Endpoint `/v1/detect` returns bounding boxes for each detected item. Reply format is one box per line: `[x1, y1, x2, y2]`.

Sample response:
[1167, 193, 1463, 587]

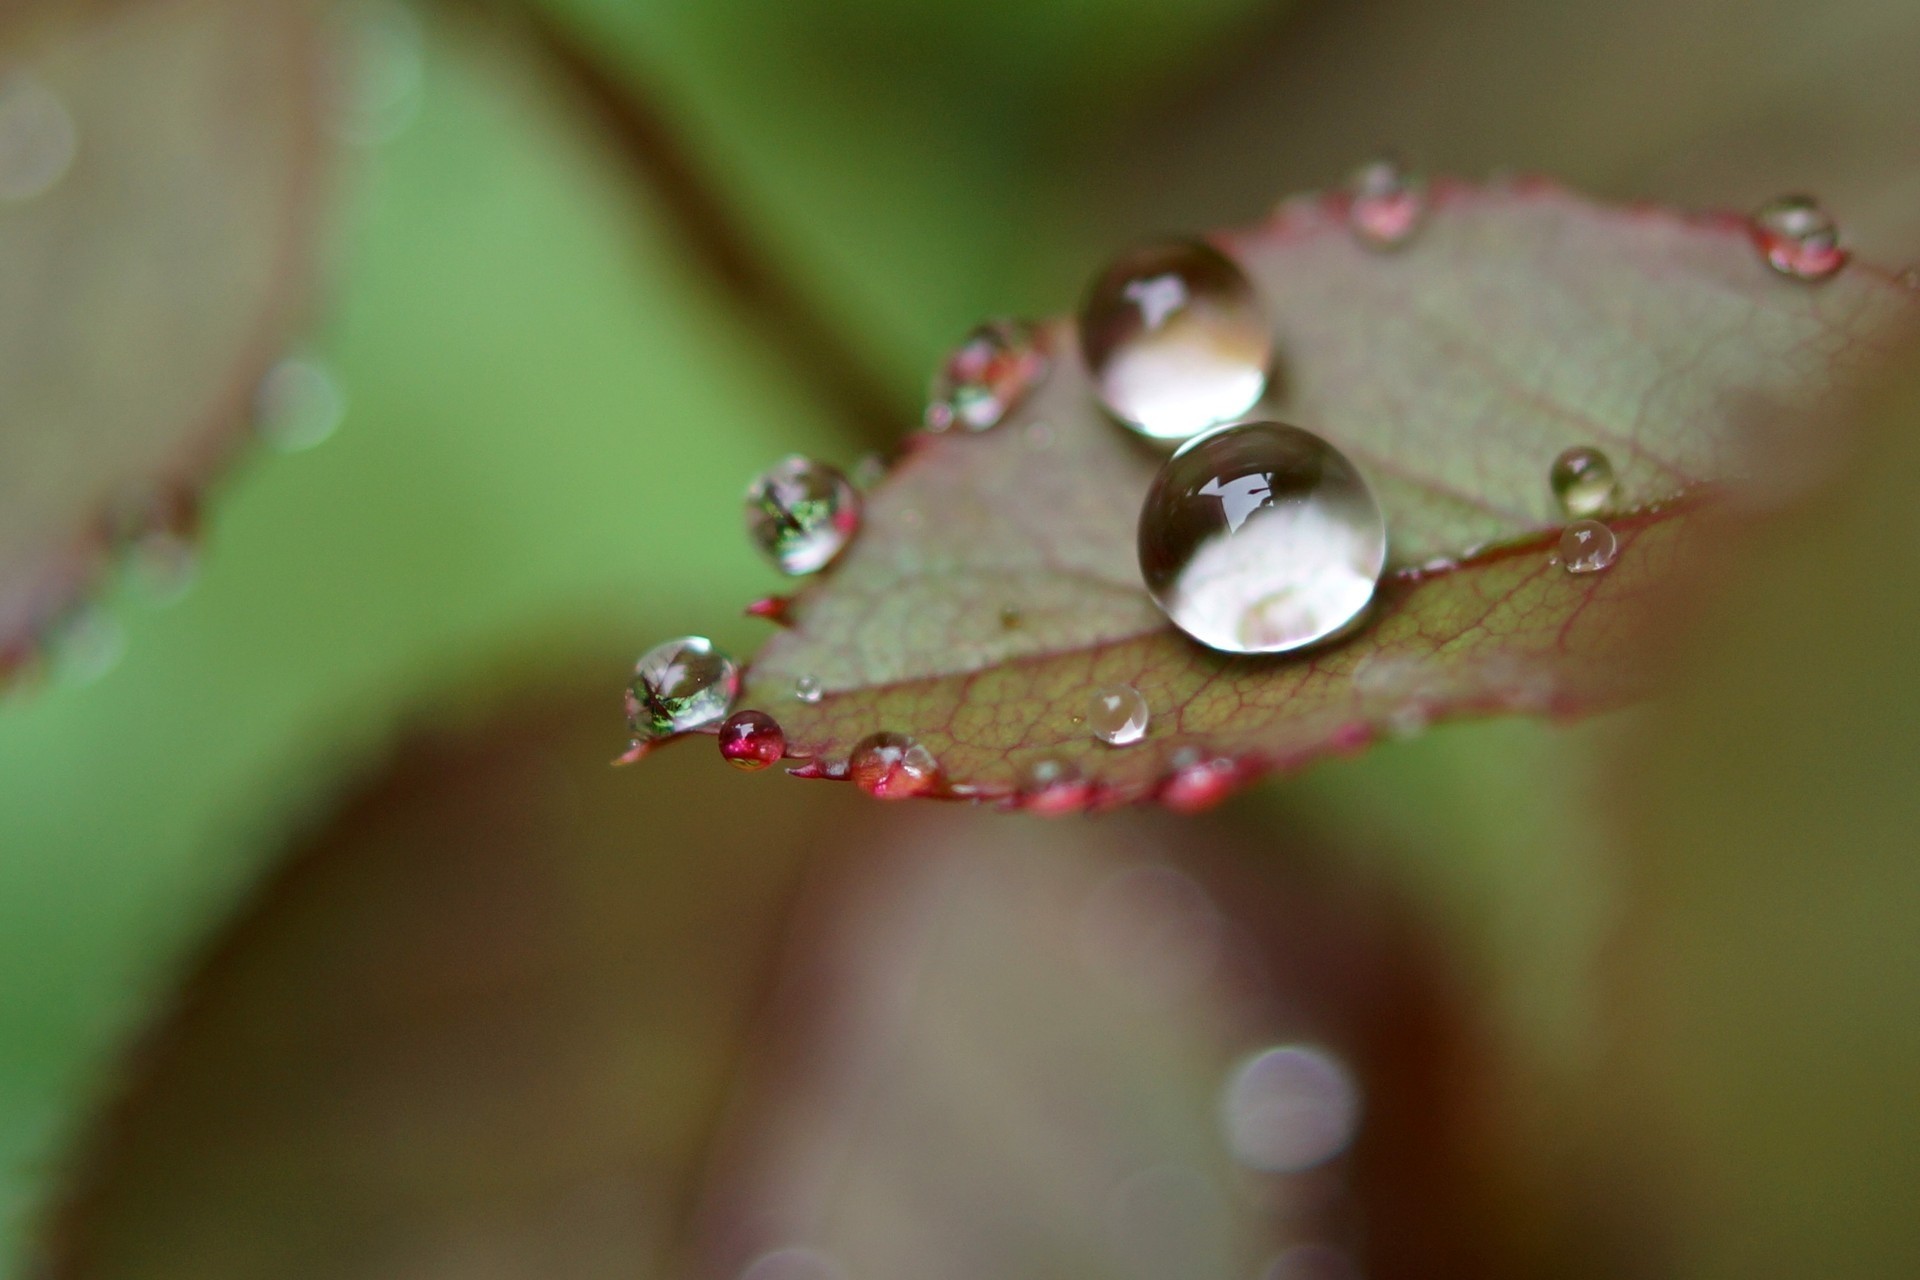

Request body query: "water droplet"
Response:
[1549, 445, 1616, 518]
[128, 527, 201, 606]
[1753, 195, 1847, 281]
[847, 732, 939, 799]
[255, 355, 345, 452]
[1559, 519, 1618, 574]
[1088, 684, 1150, 747]
[625, 636, 738, 742]
[1347, 155, 1426, 249]
[924, 319, 1048, 432]
[718, 709, 785, 771]
[1161, 755, 1237, 812]
[1078, 240, 1271, 442]
[330, 0, 425, 146]
[744, 456, 861, 576]
[0, 74, 78, 204]
[1138, 421, 1386, 655]
[793, 674, 823, 704]
[1018, 755, 1090, 814]
[998, 604, 1022, 630]
[47, 606, 126, 687]
[1220, 1044, 1362, 1173]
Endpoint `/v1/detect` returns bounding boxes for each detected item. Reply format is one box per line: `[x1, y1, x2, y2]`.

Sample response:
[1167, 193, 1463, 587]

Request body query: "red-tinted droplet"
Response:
[848, 732, 940, 800]
[745, 595, 795, 627]
[1160, 756, 1239, 813]
[1017, 755, 1093, 816]
[719, 709, 786, 771]
[1752, 195, 1847, 282]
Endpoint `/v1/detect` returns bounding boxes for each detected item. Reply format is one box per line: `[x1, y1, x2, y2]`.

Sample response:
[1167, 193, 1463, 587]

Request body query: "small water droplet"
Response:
[998, 604, 1022, 630]
[1549, 445, 1617, 518]
[924, 319, 1048, 433]
[847, 732, 939, 799]
[850, 452, 887, 489]
[111, 492, 202, 606]
[744, 456, 861, 575]
[255, 355, 345, 452]
[718, 709, 785, 771]
[1138, 421, 1386, 655]
[1161, 755, 1237, 812]
[1753, 195, 1847, 281]
[47, 606, 126, 687]
[1078, 240, 1271, 442]
[625, 636, 738, 742]
[1220, 1044, 1362, 1174]
[1559, 519, 1619, 574]
[1088, 684, 1150, 747]
[1347, 155, 1426, 249]
[0, 74, 78, 204]
[793, 674, 823, 704]
[1018, 755, 1090, 814]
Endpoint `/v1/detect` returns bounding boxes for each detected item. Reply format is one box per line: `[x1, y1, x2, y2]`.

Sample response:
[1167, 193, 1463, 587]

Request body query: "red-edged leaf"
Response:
[0, 0, 331, 674]
[737, 181, 1915, 807]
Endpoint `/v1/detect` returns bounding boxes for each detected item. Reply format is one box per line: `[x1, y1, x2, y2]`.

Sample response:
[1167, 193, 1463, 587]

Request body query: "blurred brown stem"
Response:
[443, 0, 910, 452]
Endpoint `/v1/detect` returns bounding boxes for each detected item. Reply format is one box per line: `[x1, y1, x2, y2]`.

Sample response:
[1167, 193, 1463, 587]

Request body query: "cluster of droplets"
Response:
[615, 169, 1864, 801]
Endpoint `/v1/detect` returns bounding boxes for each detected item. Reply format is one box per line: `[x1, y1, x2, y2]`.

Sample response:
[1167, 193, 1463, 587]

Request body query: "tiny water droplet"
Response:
[745, 456, 861, 575]
[47, 606, 126, 687]
[1018, 755, 1090, 815]
[718, 709, 785, 771]
[1347, 156, 1426, 249]
[998, 604, 1022, 630]
[1161, 755, 1237, 813]
[1138, 421, 1386, 655]
[1753, 195, 1847, 281]
[1549, 445, 1616, 518]
[1078, 240, 1271, 442]
[0, 74, 78, 204]
[1088, 684, 1150, 747]
[255, 355, 345, 452]
[794, 674, 823, 704]
[924, 319, 1048, 433]
[1559, 519, 1619, 574]
[625, 636, 738, 742]
[848, 732, 939, 799]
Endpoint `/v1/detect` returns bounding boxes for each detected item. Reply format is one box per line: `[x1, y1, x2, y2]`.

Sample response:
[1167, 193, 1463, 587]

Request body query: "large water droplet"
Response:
[1346, 156, 1425, 249]
[1078, 240, 1271, 442]
[1138, 421, 1386, 655]
[925, 319, 1048, 433]
[1559, 519, 1618, 574]
[0, 74, 78, 204]
[1088, 684, 1150, 747]
[1549, 445, 1616, 518]
[255, 355, 345, 452]
[718, 709, 785, 771]
[1753, 195, 1847, 282]
[848, 732, 939, 799]
[625, 636, 739, 742]
[745, 456, 861, 575]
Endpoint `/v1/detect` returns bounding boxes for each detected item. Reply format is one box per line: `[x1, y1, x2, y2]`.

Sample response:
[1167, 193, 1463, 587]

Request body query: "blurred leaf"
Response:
[41, 676, 1516, 1280]
[740, 184, 1912, 806]
[0, 0, 331, 664]
[1596, 346, 1920, 1274]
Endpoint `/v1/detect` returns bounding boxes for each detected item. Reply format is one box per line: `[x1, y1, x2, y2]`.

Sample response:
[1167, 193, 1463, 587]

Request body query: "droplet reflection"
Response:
[1088, 683, 1150, 747]
[625, 636, 739, 742]
[1549, 445, 1616, 518]
[255, 355, 346, 452]
[1753, 195, 1847, 282]
[1220, 1044, 1362, 1174]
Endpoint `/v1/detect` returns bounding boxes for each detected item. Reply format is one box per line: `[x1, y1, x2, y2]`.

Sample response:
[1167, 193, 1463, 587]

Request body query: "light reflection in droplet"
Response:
[1220, 1044, 1361, 1174]
[0, 73, 78, 204]
[256, 355, 346, 452]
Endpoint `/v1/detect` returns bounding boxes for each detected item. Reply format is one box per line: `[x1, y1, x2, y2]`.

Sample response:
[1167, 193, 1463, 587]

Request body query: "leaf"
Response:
[737, 182, 1915, 807]
[0, 0, 331, 672]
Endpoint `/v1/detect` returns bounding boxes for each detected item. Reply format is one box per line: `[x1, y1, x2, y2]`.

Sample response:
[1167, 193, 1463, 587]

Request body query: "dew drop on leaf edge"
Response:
[1077, 239, 1271, 443]
[924, 319, 1049, 433]
[625, 636, 739, 742]
[1346, 155, 1426, 250]
[1088, 684, 1151, 747]
[745, 455, 861, 576]
[718, 709, 785, 771]
[1018, 755, 1089, 814]
[1752, 194, 1846, 282]
[1549, 445, 1616, 518]
[1559, 520, 1619, 575]
[1138, 421, 1387, 655]
[848, 732, 939, 799]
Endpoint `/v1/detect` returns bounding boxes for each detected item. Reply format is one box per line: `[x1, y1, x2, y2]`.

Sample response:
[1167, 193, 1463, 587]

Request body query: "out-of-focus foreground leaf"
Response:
[40, 677, 1516, 1279]
[0, 0, 330, 663]
[741, 184, 1912, 806]
[1595, 346, 1920, 1274]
